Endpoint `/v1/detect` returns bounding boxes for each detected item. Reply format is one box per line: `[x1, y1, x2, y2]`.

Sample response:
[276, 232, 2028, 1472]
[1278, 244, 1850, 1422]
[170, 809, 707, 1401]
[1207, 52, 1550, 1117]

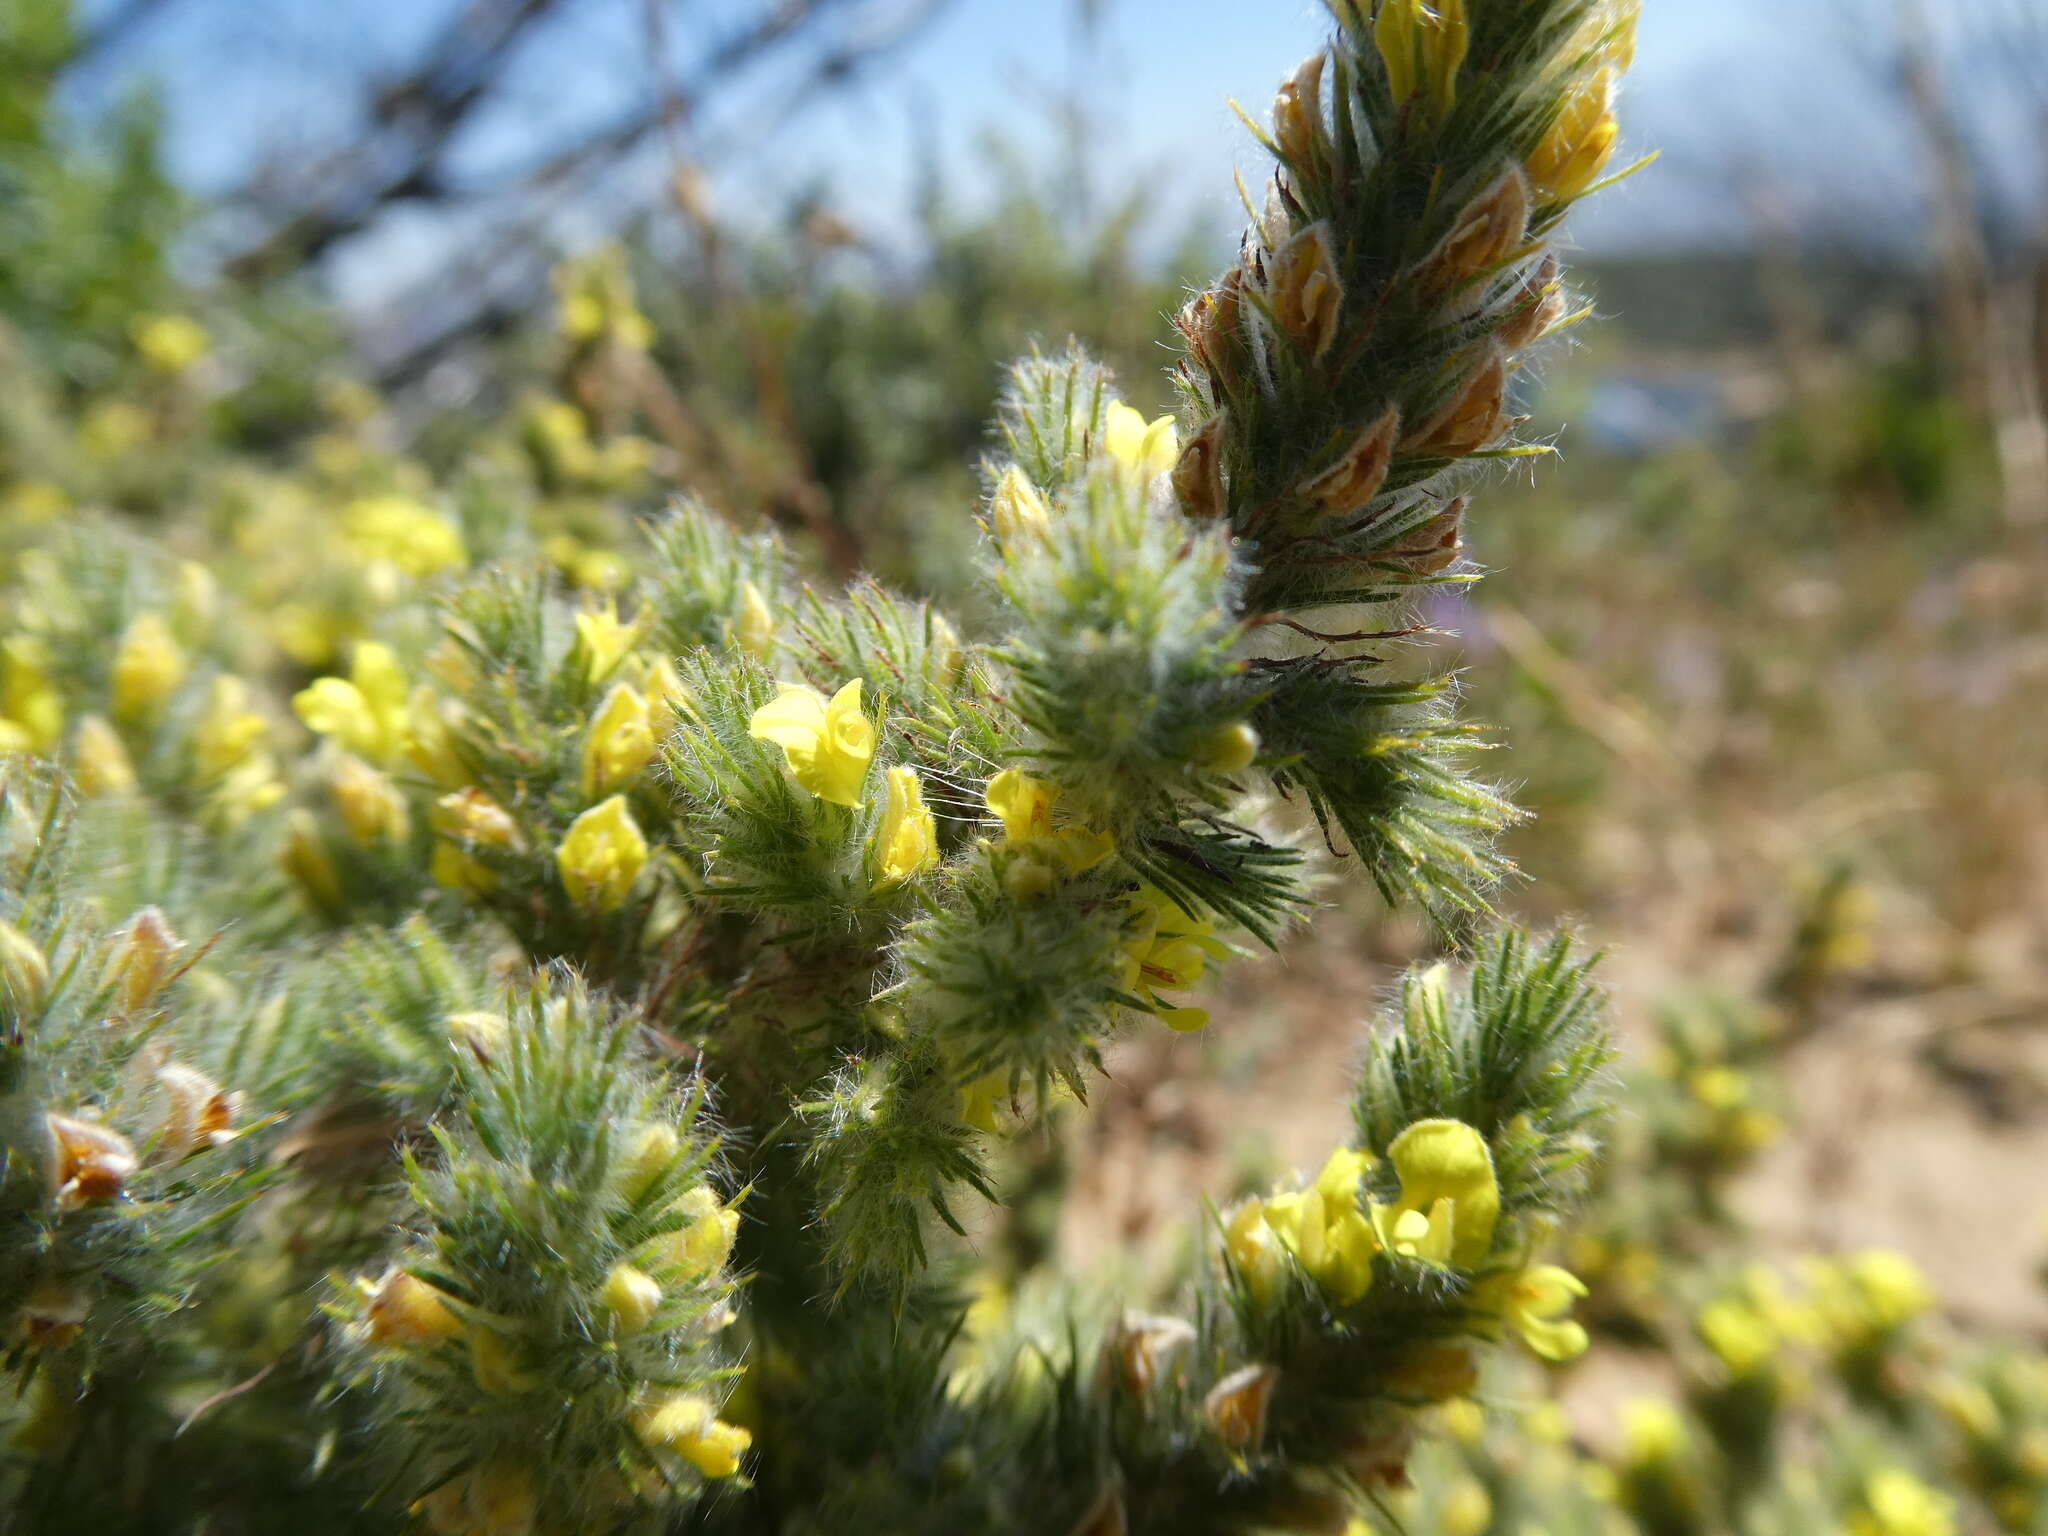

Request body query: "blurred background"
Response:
[6, 0, 2048, 1508]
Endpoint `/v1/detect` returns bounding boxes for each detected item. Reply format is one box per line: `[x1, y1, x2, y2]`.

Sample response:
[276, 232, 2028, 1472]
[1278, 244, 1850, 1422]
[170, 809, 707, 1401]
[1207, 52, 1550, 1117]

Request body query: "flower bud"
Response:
[1197, 722, 1260, 775]
[874, 766, 938, 889]
[470, 1327, 537, 1394]
[734, 581, 776, 661]
[331, 755, 410, 846]
[555, 795, 648, 911]
[600, 1264, 663, 1334]
[1528, 69, 1618, 204]
[989, 466, 1053, 549]
[446, 1010, 510, 1062]
[71, 716, 137, 797]
[620, 1120, 681, 1202]
[362, 1267, 463, 1346]
[1, 919, 51, 1017]
[111, 613, 187, 723]
[669, 1184, 740, 1276]
[281, 809, 347, 918]
[581, 682, 655, 799]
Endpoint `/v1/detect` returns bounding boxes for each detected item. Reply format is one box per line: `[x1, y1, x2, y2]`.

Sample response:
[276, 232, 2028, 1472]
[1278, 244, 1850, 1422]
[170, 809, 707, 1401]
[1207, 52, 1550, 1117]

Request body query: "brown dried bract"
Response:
[1171, 414, 1228, 521]
[1407, 348, 1508, 458]
[1266, 223, 1344, 363]
[1300, 404, 1401, 515]
[48, 1114, 138, 1209]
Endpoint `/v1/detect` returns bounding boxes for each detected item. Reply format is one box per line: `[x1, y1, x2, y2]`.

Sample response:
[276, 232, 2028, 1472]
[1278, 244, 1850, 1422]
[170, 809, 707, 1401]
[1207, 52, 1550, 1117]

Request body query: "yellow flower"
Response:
[1374, 0, 1469, 117]
[573, 602, 642, 685]
[1368, 1117, 1499, 1268]
[431, 788, 522, 894]
[1222, 1196, 1284, 1304]
[665, 1184, 741, 1276]
[1197, 721, 1260, 774]
[1697, 1296, 1774, 1377]
[193, 675, 269, 777]
[1, 637, 63, 753]
[331, 755, 410, 846]
[1528, 69, 1618, 205]
[988, 465, 1053, 548]
[1620, 1397, 1686, 1466]
[984, 768, 1113, 873]
[734, 581, 776, 660]
[633, 1393, 752, 1479]
[874, 766, 937, 888]
[403, 685, 470, 788]
[1117, 887, 1229, 1031]
[361, 1267, 463, 1347]
[581, 682, 655, 799]
[339, 494, 466, 578]
[555, 795, 648, 911]
[748, 677, 874, 807]
[1849, 1470, 1956, 1536]
[293, 641, 410, 763]
[470, 1327, 538, 1394]
[1481, 1263, 1590, 1362]
[600, 1264, 663, 1334]
[281, 808, 346, 915]
[71, 716, 137, 796]
[111, 613, 187, 723]
[1441, 1478, 1492, 1536]
[1104, 400, 1178, 484]
[1260, 1146, 1379, 1305]
[131, 313, 210, 373]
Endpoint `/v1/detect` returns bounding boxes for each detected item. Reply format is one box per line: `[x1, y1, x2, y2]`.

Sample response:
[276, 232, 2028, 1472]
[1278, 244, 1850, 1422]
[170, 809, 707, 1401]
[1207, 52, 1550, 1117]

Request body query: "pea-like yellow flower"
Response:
[1374, 0, 1469, 118]
[339, 494, 466, 578]
[71, 716, 137, 796]
[1528, 68, 1618, 205]
[1259, 1146, 1379, 1305]
[1849, 1469, 1956, 1536]
[2, 637, 64, 753]
[1104, 400, 1179, 484]
[1696, 1295, 1774, 1377]
[665, 1184, 741, 1276]
[573, 602, 642, 685]
[403, 685, 471, 789]
[131, 313, 210, 373]
[984, 768, 1113, 874]
[194, 675, 269, 777]
[361, 1267, 463, 1347]
[294, 641, 409, 764]
[988, 465, 1053, 548]
[111, 613, 187, 723]
[1369, 1117, 1499, 1268]
[331, 754, 410, 846]
[1620, 1397, 1687, 1465]
[748, 677, 873, 807]
[632, 1393, 752, 1479]
[1117, 888, 1229, 1032]
[555, 795, 647, 911]
[874, 766, 938, 888]
[1481, 1263, 1590, 1362]
[581, 681, 655, 799]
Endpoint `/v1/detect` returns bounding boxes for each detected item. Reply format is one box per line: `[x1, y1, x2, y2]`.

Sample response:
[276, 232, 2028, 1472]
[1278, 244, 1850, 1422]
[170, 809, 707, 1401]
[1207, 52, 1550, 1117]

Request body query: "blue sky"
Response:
[73, 0, 2046, 306]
